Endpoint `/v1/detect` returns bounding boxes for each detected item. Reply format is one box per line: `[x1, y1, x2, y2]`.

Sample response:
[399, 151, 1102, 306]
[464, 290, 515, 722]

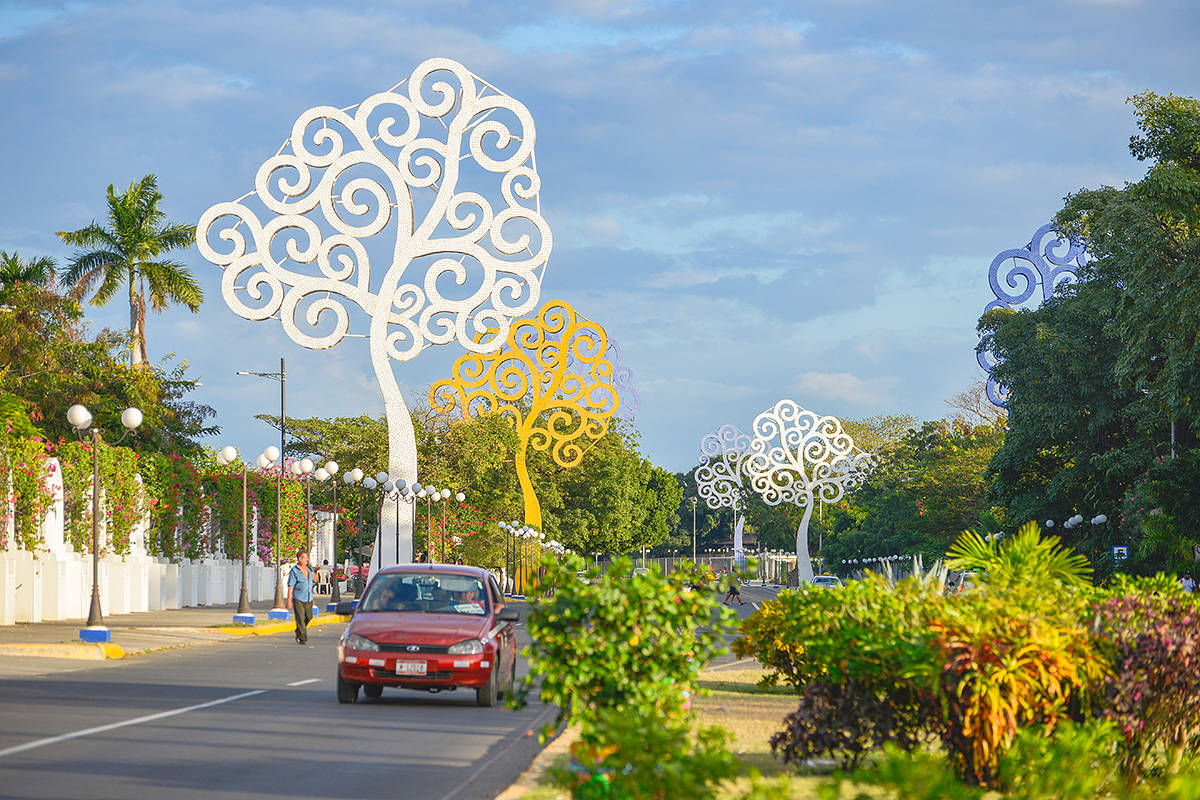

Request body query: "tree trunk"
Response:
[515, 439, 541, 529]
[128, 279, 144, 366]
[794, 500, 815, 584]
[366, 328, 417, 575]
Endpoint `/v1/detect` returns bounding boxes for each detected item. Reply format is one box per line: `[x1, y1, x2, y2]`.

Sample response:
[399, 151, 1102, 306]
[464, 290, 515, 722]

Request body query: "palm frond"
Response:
[155, 222, 197, 252]
[59, 249, 122, 296]
[57, 222, 117, 251]
[144, 261, 203, 310]
[91, 265, 128, 307]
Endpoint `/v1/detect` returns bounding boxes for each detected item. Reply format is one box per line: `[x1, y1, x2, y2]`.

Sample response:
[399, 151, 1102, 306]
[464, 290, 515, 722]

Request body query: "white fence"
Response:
[0, 458, 280, 625]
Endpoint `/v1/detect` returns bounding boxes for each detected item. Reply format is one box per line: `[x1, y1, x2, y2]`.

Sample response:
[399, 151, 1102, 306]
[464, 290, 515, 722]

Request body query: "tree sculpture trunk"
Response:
[514, 441, 541, 529]
[795, 500, 815, 585]
[367, 317, 417, 575]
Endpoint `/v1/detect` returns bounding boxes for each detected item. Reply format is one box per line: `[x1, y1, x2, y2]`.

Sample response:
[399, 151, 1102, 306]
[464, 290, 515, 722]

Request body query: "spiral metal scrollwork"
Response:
[695, 424, 752, 511]
[606, 338, 641, 423]
[978, 223, 1088, 407]
[197, 56, 550, 360]
[429, 300, 619, 528]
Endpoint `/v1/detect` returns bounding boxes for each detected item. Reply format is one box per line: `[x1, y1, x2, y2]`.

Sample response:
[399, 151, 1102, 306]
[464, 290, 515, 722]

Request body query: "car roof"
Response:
[374, 564, 494, 580]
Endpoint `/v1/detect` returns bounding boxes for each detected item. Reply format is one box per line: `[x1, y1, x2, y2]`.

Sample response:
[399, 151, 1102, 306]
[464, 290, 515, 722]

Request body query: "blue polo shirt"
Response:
[288, 565, 316, 603]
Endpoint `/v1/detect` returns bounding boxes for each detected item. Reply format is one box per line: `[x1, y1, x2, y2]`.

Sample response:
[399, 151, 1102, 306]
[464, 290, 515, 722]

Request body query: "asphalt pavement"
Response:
[0, 608, 551, 800]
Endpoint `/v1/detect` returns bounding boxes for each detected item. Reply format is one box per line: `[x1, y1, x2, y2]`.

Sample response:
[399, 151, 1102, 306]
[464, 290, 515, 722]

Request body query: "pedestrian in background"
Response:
[287, 549, 317, 644]
[1180, 571, 1196, 594]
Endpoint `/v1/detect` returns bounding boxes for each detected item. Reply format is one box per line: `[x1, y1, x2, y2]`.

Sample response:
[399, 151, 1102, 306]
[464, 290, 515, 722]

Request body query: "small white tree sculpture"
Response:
[743, 399, 871, 584]
[696, 423, 751, 512]
[197, 57, 551, 567]
[696, 424, 752, 559]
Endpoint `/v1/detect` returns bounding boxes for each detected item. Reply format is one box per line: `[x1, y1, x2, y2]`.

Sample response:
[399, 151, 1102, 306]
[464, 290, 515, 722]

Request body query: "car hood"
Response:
[349, 613, 490, 645]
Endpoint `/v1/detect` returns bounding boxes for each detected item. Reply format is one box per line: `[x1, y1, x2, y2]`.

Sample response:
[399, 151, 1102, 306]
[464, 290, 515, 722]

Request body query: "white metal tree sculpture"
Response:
[696, 424, 752, 560]
[196, 57, 551, 568]
[695, 423, 752, 512]
[743, 400, 870, 584]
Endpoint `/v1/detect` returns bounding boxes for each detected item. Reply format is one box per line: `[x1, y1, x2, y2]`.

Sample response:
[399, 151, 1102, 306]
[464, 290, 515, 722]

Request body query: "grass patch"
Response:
[693, 663, 827, 799]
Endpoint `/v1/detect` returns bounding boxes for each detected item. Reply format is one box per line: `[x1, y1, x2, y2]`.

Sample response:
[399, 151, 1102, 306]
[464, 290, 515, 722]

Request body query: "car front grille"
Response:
[376, 643, 450, 654]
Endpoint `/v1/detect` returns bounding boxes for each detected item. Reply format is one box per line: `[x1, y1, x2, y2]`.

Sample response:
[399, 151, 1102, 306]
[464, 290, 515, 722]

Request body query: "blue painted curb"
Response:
[233, 613, 256, 625]
[267, 609, 291, 621]
[79, 627, 111, 643]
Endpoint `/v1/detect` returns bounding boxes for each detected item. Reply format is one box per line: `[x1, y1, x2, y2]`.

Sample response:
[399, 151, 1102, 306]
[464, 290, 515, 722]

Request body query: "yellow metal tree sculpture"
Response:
[430, 300, 620, 529]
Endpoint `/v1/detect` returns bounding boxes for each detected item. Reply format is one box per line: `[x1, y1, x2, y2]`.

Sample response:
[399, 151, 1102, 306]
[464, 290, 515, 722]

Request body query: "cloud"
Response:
[101, 64, 254, 109]
[792, 371, 902, 410]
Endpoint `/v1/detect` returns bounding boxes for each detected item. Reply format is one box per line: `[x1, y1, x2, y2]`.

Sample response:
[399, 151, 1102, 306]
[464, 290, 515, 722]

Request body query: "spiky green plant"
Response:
[947, 520, 1091, 589]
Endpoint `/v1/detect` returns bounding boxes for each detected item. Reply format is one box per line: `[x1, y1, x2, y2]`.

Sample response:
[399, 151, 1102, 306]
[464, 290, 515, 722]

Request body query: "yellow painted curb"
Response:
[216, 614, 350, 637]
[0, 642, 126, 661]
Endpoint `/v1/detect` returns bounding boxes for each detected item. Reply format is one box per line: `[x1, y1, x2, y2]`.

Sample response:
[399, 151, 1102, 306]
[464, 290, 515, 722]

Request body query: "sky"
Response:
[2, 0, 1198, 472]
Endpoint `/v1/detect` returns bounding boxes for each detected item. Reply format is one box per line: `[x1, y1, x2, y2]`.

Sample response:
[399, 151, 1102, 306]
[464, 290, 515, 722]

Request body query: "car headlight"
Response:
[344, 633, 380, 652]
[447, 638, 483, 655]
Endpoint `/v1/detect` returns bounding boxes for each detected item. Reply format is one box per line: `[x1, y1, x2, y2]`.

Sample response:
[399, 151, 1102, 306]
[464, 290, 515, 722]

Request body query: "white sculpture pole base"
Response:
[370, 500, 413, 573]
[795, 504, 815, 585]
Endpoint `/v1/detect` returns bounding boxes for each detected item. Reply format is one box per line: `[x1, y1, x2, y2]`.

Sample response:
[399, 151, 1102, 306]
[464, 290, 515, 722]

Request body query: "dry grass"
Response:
[521, 664, 830, 799]
[694, 664, 828, 798]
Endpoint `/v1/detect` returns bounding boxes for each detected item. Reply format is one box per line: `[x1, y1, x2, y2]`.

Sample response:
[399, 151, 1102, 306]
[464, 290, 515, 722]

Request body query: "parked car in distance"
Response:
[335, 564, 518, 707]
[810, 575, 843, 588]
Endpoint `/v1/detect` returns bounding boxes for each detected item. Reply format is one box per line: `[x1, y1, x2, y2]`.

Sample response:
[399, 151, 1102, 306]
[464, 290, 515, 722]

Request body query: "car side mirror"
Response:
[335, 600, 357, 616]
[496, 607, 519, 623]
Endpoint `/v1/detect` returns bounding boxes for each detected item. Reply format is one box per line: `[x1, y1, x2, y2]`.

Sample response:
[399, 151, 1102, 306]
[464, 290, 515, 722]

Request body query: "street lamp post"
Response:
[237, 358, 287, 615]
[343, 468, 365, 596]
[217, 445, 256, 624]
[323, 461, 341, 606]
[67, 403, 142, 643]
[689, 497, 697, 563]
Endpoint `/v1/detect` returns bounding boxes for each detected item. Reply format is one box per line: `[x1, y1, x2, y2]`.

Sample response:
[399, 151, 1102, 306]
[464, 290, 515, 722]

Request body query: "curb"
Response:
[0, 642, 126, 660]
[495, 724, 578, 800]
[216, 615, 350, 636]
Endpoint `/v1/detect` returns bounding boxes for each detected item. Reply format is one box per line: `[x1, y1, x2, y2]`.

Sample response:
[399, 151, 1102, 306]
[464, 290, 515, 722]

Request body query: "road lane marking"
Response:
[752, 602, 760, 609]
[439, 702, 558, 800]
[0, 690, 266, 760]
[286, 678, 320, 687]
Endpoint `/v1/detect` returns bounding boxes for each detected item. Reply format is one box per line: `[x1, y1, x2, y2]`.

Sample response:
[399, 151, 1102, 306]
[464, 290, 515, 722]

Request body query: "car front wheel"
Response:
[475, 663, 499, 707]
[337, 671, 360, 704]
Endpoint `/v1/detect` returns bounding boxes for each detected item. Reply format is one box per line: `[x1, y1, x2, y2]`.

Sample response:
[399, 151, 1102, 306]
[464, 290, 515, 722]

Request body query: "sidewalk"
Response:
[0, 597, 350, 661]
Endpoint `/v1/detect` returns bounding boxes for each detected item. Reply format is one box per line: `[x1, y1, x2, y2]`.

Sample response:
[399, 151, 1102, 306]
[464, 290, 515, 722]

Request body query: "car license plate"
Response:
[394, 660, 427, 676]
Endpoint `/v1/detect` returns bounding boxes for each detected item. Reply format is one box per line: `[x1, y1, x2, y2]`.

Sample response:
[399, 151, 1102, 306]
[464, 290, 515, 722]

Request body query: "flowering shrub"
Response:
[0, 421, 53, 550]
[1092, 582, 1200, 778]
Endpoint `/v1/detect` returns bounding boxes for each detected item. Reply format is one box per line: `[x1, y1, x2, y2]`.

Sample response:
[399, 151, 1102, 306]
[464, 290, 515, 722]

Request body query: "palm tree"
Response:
[0, 250, 56, 303]
[58, 174, 201, 365]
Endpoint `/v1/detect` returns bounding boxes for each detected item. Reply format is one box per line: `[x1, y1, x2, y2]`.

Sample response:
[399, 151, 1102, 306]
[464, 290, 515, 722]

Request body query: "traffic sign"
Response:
[1193, 543, 1200, 562]
[1112, 545, 1129, 562]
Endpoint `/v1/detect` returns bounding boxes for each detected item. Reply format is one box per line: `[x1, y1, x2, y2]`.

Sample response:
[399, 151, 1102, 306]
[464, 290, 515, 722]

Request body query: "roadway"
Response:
[0, 615, 550, 800]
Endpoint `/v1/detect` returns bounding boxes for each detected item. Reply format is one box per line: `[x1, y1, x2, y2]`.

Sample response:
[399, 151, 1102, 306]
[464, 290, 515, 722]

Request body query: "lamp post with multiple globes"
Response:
[216, 445, 256, 624]
[66, 403, 143, 643]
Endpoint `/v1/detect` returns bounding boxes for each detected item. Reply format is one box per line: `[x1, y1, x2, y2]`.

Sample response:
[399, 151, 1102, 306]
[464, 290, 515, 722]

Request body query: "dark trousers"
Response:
[293, 600, 313, 643]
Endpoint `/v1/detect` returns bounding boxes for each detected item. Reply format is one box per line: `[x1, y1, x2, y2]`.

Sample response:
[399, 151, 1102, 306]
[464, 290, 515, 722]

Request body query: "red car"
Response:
[335, 564, 519, 706]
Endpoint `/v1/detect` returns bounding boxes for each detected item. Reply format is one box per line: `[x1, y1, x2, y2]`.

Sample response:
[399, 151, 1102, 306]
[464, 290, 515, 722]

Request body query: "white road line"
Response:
[286, 678, 320, 687]
[752, 602, 760, 610]
[0, 690, 266, 760]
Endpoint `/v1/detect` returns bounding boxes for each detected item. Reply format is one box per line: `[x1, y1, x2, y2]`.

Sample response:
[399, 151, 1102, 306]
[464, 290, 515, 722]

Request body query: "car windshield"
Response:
[359, 572, 489, 616]
[812, 577, 839, 586]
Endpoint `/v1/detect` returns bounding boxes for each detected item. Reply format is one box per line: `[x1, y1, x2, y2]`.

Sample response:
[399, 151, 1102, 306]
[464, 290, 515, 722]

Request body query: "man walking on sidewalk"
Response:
[286, 549, 317, 644]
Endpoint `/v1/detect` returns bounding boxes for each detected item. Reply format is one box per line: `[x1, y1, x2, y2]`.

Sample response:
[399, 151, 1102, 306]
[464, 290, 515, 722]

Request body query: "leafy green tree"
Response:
[979, 91, 1200, 576]
[0, 279, 213, 454]
[1056, 92, 1200, 439]
[0, 250, 56, 303]
[58, 174, 201, 366]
